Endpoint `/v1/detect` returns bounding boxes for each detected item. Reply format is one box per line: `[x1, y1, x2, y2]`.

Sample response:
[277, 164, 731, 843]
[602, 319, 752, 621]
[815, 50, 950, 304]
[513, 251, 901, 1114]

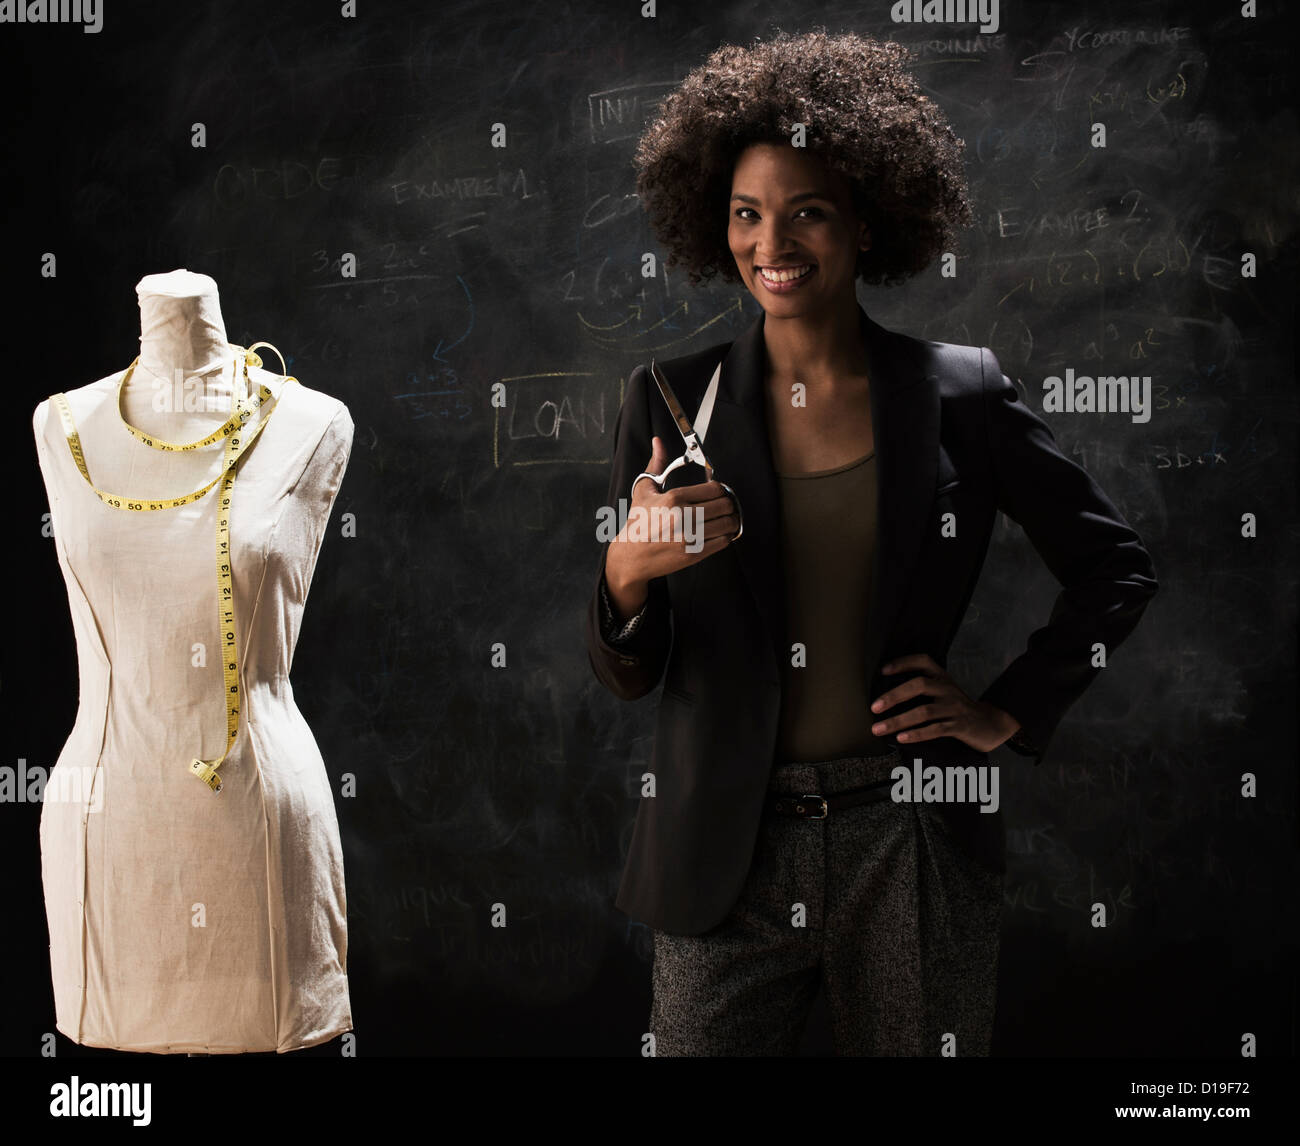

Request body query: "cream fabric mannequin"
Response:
[32, 269, 354, 1053]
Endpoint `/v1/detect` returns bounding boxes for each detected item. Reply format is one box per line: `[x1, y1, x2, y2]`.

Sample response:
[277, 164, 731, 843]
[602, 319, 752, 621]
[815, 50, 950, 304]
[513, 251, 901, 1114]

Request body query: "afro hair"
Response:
[633, 29, 973, 286]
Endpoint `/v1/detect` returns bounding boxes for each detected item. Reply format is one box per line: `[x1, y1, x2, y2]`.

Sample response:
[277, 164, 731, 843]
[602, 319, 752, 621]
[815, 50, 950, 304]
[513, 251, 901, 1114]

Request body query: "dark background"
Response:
[2, 0, 1296, 1058]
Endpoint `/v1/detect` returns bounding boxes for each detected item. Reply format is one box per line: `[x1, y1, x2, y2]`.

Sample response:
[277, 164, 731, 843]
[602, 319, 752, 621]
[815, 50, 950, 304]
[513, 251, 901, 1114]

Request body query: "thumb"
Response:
[644, 435, 670, 475]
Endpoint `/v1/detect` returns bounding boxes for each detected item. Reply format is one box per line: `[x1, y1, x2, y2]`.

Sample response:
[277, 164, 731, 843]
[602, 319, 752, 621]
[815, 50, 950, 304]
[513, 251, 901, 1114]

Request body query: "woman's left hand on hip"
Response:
[870, 653, 1021, 753]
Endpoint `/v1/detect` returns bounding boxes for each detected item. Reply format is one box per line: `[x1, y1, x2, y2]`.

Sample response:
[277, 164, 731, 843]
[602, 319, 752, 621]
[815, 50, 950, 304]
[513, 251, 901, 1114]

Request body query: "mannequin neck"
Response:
[134, 270, 232, 387]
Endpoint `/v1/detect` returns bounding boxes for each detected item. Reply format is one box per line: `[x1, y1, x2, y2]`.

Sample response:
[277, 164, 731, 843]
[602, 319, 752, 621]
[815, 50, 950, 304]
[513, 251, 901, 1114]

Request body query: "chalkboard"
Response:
[4, 0, 1296, 1060]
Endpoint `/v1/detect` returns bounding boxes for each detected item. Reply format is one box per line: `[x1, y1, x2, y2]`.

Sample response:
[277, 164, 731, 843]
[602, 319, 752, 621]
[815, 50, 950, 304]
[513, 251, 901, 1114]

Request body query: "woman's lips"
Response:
[757, 263, 815, 293]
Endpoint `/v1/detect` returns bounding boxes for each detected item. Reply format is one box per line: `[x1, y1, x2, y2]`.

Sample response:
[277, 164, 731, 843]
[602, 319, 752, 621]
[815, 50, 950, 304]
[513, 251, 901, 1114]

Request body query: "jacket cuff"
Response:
[599, 574, 648, 645]
[979, 678, 1053, 766]
[1005, 727, 1039, 756]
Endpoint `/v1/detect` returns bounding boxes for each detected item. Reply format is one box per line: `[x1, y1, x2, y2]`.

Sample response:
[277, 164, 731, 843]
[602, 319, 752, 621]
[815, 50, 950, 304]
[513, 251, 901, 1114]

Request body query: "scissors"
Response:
[630, 359, 744, 541]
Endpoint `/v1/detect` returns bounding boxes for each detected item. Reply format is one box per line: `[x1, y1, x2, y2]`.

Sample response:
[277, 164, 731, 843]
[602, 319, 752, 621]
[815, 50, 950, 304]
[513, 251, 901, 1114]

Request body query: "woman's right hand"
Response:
[604, 435, 740, 619]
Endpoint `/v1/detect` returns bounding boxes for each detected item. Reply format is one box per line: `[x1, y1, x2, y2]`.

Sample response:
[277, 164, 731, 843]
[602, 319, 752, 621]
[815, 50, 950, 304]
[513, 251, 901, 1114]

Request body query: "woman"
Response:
[584, 30, 1157, 1056]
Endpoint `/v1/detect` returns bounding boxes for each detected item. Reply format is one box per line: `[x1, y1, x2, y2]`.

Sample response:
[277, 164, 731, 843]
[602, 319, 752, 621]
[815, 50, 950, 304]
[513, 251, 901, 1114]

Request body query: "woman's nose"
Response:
[756, 222, 796, 261]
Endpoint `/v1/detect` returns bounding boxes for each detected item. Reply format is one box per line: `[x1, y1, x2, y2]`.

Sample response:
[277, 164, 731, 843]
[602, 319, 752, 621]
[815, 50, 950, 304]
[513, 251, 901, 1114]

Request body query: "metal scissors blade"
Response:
[650, 359, 712, 479]
[631, 358, 744, 542]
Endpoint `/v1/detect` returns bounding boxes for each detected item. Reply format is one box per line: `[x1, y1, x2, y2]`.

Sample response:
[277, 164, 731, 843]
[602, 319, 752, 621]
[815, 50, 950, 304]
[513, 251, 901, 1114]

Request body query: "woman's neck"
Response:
[134, 269, 231, 386]
[760, 294, 869, 384]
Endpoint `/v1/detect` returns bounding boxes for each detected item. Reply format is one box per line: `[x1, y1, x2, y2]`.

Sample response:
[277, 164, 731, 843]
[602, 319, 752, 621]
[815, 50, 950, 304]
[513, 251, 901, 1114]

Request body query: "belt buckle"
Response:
[798, 794, 828, 819]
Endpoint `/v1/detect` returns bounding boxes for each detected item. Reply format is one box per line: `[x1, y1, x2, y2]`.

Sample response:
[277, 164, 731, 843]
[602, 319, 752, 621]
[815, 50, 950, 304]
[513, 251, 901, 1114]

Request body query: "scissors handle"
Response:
[717, 481, 744, 541]
[630, 470, 663, 496]
[631, 454, 689, 494]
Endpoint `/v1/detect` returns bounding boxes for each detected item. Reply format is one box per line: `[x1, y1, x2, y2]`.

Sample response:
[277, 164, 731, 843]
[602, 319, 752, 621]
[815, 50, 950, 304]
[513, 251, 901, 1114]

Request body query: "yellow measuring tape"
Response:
[51, 342, 299, 793]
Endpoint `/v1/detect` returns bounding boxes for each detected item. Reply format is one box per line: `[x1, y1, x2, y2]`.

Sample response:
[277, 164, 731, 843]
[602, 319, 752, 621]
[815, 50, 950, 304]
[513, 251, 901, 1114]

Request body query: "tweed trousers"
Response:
[649, 749, 1003, 1056]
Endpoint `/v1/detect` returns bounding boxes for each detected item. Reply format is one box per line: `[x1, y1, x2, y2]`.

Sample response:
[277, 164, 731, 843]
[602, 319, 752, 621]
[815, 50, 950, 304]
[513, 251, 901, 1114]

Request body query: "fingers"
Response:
[871, 700, 939, 736]
[612, 492, 738, 581]
[681, 531, 734, 564]
[868, 658, 991, 745]
[658, 482, 737, 536]
[670, 478, 729, 504]
[661, 502, 738, 547]
[632, 468, 737, 530]
[872, 655, 950, 713]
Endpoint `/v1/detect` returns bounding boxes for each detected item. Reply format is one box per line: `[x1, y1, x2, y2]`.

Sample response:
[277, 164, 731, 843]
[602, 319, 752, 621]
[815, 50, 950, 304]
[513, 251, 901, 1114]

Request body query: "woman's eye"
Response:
[733, 206, 825, 220]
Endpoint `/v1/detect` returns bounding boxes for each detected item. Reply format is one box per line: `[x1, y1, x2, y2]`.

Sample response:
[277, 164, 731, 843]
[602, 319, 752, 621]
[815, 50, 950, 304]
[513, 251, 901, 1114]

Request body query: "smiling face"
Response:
[727, 141, 870, 318]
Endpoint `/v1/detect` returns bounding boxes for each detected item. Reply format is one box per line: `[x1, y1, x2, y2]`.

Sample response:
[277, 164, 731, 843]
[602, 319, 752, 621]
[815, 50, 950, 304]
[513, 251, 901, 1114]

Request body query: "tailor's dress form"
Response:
[32, 359, 354, 1053]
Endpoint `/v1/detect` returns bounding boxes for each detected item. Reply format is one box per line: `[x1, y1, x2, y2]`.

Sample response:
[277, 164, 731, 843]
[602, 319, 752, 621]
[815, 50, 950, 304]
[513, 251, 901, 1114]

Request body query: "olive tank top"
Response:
[774, 450, 895, 762]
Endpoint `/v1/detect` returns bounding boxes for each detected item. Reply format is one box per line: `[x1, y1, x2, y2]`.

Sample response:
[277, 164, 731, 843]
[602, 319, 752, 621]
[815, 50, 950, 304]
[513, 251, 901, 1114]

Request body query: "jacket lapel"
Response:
[697, 304, 941, 677]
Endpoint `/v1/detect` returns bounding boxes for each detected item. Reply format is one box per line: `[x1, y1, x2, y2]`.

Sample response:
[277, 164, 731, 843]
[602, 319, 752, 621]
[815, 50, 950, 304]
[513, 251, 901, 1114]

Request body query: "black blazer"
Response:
[585, 304, 1158, 936]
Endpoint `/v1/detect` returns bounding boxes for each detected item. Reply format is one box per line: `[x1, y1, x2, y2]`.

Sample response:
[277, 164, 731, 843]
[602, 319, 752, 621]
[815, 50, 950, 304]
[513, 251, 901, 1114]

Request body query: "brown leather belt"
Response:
[768, 778, 895, 820]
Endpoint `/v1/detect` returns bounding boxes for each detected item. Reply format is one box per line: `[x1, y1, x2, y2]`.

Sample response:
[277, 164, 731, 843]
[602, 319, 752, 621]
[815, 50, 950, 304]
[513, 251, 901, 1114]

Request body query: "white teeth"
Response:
[759, 265, 812, 283]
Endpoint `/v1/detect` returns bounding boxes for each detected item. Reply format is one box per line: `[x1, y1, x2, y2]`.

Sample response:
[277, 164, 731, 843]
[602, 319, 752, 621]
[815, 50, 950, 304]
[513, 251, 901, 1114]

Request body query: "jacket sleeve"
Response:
[975, 348, 1159, 765]
[583, 362, 673, 700]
